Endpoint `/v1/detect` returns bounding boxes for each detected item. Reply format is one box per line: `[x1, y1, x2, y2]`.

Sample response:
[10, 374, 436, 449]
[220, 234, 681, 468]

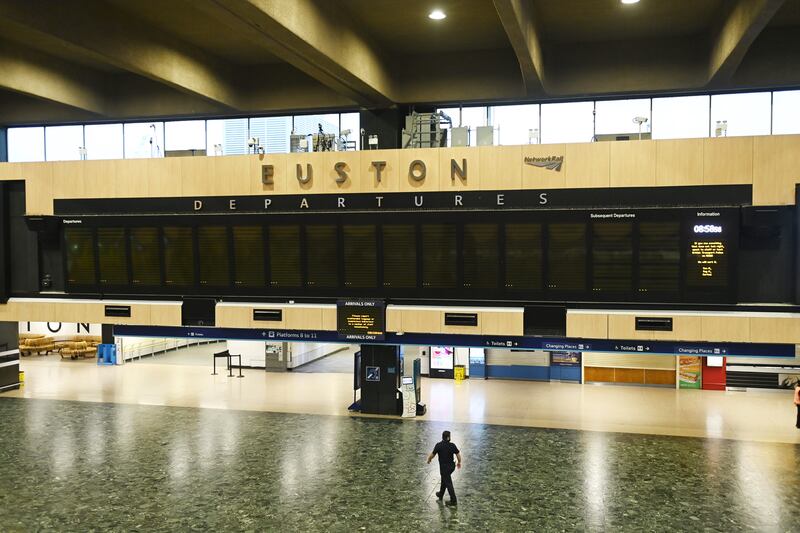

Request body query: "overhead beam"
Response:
[201, 0, 395, 106]
[493, 0, 546, 94]
[0, 39, 107, 117]
[0, 0, 242, 110]
[707, 0, 786, 85]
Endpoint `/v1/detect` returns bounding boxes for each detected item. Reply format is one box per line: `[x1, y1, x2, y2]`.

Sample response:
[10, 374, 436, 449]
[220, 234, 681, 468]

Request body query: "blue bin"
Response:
[97, 344, 116, 365]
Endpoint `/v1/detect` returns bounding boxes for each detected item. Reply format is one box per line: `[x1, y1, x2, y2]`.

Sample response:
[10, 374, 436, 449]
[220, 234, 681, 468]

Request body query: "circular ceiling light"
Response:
[428, 9, 446, 20]
[621, 0, 640, 4]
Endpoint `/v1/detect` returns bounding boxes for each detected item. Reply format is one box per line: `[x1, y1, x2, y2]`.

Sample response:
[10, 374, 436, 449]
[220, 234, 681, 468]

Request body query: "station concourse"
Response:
[1, 1, 800, 531]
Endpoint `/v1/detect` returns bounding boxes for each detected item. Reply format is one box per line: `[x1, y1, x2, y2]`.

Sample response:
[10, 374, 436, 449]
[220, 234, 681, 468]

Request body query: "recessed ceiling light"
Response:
[620, 0, 640, 4]
[428, 9, 446, 20]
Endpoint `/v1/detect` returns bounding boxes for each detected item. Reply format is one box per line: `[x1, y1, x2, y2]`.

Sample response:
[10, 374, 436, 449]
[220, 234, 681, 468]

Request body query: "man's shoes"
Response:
[445, 500, 458, 506]
[435, 491, 443, 501]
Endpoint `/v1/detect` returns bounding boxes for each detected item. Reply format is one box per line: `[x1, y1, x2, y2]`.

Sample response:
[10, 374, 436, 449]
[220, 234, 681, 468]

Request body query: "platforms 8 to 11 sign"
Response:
[336, 299, 386, 341]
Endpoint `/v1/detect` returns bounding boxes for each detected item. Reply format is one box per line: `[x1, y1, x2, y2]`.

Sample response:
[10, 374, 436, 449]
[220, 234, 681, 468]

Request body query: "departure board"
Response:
[505, 223, 542, 290]
[548, 223, 586, 291]
[343, 225, 377, 288]
[422, 224, 457, 289]
[232, 226, 265, 287]
[269, 225, 301, 288]
[638, 222, 680, 292]
[64, 227, 96, 286]
[592, 221, 633, 292]
[687, 219, 728, 287]
[198, 226, 230, 287]
[163, 227, 194, 286]
[130, 227, 161, 286]
[463, 224, 498, 289]
[97, 227, 128, 286]
[382, 225, 416, 289]
[305, 225, 338, 288]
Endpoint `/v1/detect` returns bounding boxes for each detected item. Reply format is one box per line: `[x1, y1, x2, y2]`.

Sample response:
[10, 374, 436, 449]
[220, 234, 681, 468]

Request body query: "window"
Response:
[45, 125, 83, 161]
[124, 122, 164, 158]
[772, 90, 800, 135]
[652, 95, 710, 139]
[249, 116, 292, 154]
[339, 112, 360, 150]
[7, 127, 45, 162]
[540, 101, 594, 144]
[595, 98, 651, 136]
[491, 104, 539, 145]
[293, 114, 339, 151]
[437, 106, 487, 146]
[85, 124, 123, 160]
[164, 120, 206, 152]
[710, 92, 771, 137]
[206, 118, 248, 156]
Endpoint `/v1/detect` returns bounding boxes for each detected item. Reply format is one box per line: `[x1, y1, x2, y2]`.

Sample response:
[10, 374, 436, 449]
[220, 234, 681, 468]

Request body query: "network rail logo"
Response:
[524, 155, 564, 172]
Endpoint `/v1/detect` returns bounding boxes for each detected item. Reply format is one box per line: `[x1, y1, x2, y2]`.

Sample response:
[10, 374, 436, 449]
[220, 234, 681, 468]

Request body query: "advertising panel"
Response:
[679, 356, 702, 389]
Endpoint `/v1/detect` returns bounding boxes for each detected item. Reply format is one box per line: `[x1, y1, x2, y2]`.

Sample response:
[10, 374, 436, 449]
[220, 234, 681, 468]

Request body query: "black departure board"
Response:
[305, 225, 338, 288]
[548, 223, 586, 291]
[687, 219, 728, 288]
[269, 225, 301, 288]
[505, 223, 542, 290]
[65, 227, 96, 286]
[382, 225, 416, 289]
[343, 225, 377, 288]
[130, 227, 161, 286]
[592, 221, 633, 292]
[463, 223, 498, 289]
[422, 224, 457, 289]
[639, 222, 680, 292]
[163, 227, 194, 286]
[198, 226, 230, 287]
[337, 299, 385, 340]
[232, 226, 264, 287]
[97, 227, 128, 286]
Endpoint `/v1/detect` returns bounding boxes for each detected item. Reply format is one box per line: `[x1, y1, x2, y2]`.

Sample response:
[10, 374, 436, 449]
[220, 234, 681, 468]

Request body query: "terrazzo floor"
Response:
[0, 397, 798, 532]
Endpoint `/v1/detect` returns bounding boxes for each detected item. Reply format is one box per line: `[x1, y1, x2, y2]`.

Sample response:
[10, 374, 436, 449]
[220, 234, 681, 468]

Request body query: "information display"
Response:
[64, 227, 96, 286]
[431, 346, 455, 370]
[686, 213, 730, 288]
[337, 299, 385, 340]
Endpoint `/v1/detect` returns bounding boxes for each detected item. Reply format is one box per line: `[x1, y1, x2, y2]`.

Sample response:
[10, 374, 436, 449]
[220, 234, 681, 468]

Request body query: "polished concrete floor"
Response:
[0, 397, 798, 531]
[292, 345, 357, 373]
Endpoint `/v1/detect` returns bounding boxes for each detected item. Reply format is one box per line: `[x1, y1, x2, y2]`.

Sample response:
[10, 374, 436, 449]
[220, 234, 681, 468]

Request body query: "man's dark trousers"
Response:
[439, 463, 456, 501]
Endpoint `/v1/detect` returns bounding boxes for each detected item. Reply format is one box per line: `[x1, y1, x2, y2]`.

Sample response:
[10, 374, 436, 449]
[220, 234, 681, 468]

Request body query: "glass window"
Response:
[540, 101, 594, 144]
[164, 120, 205, 152]
[595, 98, 651, 136]
[339, 112, 360, 150]
[710, 92, 771, 137]
[772, 90, 800, 135]
[7, 127, 45, 162]
[124, 122, 164, 158]
[206, 118, 248, 156]
[45, 125, 83, 161]
[249, 116, 292, 154]
[293, 113, 339, 151]
[652, 95, 710, 139]
[85, 124, 123, 160]
[491, 104, 539, 145]
[437, 106, 487, 146]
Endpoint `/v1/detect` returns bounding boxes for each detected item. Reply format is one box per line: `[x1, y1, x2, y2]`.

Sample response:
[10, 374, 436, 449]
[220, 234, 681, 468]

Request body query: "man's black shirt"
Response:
[432, 440, 459, 465]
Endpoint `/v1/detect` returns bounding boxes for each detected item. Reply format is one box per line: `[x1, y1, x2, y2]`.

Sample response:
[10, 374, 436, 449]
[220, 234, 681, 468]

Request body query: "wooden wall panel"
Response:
[214, 155, 251, 196]
[480, 145, 522, 190]
[321, 306, 337, 331]
[482, 310, 524, 336]
[701, 316, 750, 342]
[112, 159, 147, 198]
[438, 147, 480, 191]
[655, 138, 703, 186]
[251, 153, 287, 195]
[615, 368, 645, 383]
[644, 369, 675, 385]
[146, 158, 181, 197]
[286, 152, 325, 194]
[608, 314, 643, 340]
[180, 156, 215, 196]
[398, 148, 440, 192]
[752, 134, 800, 206]
[358, 149, 400, 193]
[703, 137, 753, 185]
[566, 313, 608, 338]
[521, 144, 565, 189]
[149, 304, 183, 326]
[386, 306, 403, 332]
[285, 306, 322, 330]
[749, 316, 800, 344]
[398, 308, 441, 333]
[0, 162, 21, 182]
[323, 151, 360, 193]
[20, 162, 54, 215]
[653, 315, 702, 341]
[610, 140, 656, 187]
[585, 367, 614, 382]
[216, 305, 252, 328]
[565, 142, 610, 188]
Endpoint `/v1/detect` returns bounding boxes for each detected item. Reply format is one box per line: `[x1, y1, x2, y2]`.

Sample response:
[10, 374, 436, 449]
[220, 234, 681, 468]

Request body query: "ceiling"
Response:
[0, 0, 798, 125]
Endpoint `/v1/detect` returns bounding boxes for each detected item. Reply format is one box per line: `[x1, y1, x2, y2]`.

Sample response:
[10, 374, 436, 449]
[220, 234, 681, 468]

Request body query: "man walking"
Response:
[427, 430, 462, 505]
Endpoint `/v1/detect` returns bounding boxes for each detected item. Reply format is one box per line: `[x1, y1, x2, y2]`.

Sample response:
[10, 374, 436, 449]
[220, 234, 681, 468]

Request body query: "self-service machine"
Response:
[359, 344, 403, 415]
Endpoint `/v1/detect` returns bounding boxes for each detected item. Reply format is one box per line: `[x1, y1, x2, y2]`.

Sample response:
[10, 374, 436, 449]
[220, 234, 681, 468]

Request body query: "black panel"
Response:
[635, 317, 673, 331]
[739, 206, 794, 303]
[232, 226, 265, 288]
[422, 224, 457, 289]
[524, 305, 566, 336]
[198, 226, 230, 287]
[592, 221, 632, 292]
[182, 297, 215, 326]
[444, 313, 478, 327]
[305, 224, 338, 288]
[726, 371, 779, 389]
[130, 227, 161, 286]
[463, 224, 498, 289]
[343, 225, 377, 289]
[163, 227, 194, 287]
[64, 227, 95, 286]
[8, 182, 37, 295]
[505, 223, 542, 291]
[638, 222, 680, 293]
[382, 224, 416, 289]
[548, 223, 586, 292]
[105, 305, 131, 317]
[269, 225, 301, 288]
[97, 228, 128, 286]
[253, 309, 282, 321]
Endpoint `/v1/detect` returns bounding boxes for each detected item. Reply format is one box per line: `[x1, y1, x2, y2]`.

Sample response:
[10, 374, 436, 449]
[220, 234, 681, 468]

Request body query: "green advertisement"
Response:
[679, 356, 702, 389]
